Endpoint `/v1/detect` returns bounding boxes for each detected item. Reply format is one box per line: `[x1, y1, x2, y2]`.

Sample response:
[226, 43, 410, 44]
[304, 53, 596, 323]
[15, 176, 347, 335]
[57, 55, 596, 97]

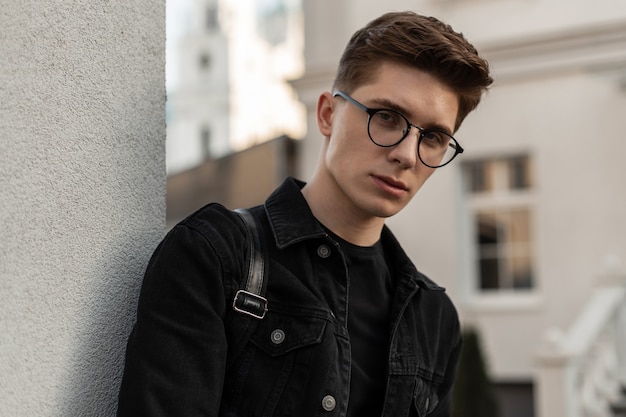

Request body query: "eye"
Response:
[421, 131, 451, 148]
[371, 110, 405, 130]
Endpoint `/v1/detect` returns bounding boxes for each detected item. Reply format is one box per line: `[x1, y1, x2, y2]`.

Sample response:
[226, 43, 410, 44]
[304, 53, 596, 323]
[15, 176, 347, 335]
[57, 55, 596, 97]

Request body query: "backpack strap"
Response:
[232, 208, 268, 319]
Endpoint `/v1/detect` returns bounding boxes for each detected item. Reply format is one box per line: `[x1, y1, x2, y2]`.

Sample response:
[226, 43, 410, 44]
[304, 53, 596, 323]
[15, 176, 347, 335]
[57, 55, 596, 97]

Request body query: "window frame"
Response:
[461, 154, 542, 311]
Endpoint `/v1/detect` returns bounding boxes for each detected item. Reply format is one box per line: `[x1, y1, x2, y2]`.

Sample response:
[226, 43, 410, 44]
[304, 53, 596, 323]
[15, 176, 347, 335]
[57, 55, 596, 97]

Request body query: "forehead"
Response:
[353, 61, 460, 131]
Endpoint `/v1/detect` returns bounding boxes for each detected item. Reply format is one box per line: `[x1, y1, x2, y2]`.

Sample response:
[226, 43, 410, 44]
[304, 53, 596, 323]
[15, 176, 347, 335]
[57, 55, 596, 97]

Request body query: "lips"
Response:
[372, 175, 409, 195]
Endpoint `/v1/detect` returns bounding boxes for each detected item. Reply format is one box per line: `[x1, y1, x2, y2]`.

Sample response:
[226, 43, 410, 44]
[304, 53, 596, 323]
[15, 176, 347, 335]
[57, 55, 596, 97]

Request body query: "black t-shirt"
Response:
[326, 230, 393, 417]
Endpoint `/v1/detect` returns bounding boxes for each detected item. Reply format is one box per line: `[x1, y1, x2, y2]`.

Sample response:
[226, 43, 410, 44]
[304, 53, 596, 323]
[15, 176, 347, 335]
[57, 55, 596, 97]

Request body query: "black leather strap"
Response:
[232, 208, 268, 319]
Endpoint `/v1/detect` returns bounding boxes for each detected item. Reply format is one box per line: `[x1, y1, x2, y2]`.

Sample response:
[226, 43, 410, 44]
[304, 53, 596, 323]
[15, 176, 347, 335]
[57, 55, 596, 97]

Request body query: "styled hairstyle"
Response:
[332, 11, 493, 130]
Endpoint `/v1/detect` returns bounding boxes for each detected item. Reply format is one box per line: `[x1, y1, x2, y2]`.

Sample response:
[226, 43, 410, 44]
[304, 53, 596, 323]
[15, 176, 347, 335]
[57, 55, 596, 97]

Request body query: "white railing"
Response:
[535, 273, 626, 417]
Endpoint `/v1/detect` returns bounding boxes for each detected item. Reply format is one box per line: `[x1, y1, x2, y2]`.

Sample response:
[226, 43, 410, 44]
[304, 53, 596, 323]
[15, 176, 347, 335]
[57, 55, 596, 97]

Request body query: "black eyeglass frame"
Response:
[333, 90, 464, 168]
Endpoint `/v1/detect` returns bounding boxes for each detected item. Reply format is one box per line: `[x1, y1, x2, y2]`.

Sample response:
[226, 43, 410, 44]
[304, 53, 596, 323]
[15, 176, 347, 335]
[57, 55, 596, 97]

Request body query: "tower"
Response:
[167, 0, 231, 174]
[166, 0, 304, 175]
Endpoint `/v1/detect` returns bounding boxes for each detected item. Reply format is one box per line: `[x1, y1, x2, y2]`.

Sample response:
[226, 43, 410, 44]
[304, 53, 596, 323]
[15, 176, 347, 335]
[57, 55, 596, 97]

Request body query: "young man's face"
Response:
[317, 61, 460, 221]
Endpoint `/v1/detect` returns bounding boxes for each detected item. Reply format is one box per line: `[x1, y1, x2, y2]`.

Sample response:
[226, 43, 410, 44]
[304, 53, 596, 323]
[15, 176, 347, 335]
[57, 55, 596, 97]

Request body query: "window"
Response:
[509, 156, 532, 190]
[476, 208, 533, 290]
[200, 126, 211, 159]
[256, 0, 288, 46]
[206, 6, 219, 32]
[465, 156, 535, 293]
[199, 52, 211, 71]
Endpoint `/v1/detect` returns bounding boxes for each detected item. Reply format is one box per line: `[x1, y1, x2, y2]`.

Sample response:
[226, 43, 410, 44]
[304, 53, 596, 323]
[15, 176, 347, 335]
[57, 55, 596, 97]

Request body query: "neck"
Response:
[302, 174, 385, 247]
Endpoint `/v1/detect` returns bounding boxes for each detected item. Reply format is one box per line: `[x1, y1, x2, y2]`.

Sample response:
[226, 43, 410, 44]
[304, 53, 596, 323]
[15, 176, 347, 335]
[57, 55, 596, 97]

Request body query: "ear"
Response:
[316, 92, 334, 137]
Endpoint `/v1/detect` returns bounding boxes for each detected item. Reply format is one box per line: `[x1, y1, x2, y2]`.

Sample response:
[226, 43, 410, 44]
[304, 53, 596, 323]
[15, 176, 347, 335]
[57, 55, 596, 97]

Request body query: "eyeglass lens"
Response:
[367, 110, 457, 168]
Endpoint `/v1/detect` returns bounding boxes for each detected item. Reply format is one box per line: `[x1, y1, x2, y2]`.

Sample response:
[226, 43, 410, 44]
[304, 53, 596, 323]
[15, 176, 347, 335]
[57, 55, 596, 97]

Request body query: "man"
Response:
[117, 11, 492, 417]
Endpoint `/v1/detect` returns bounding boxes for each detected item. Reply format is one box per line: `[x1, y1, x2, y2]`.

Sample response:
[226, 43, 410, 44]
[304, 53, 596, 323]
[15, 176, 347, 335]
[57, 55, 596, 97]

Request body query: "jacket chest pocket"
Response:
[251, 309, 328, 356]
[412, 370, 441, 417]
[224, 308, 332, 417]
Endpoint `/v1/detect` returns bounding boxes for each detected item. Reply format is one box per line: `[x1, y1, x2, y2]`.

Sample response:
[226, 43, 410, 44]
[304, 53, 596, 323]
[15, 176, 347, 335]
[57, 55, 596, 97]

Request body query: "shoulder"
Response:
[413, 270, 460, 335]
[159, 203, 249, 277]
[172, 203, 249, 252]
[181, 203, 243, 234]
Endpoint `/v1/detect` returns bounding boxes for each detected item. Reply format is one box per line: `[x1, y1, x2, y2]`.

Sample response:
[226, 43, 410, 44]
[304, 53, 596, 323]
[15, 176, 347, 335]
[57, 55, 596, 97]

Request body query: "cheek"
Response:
[422, 166, 437, 181]
[325, 128, 361, 167]
[325, 139, 352, 176]
[412, 166, 437, 192]
[326, 136, 377, 179]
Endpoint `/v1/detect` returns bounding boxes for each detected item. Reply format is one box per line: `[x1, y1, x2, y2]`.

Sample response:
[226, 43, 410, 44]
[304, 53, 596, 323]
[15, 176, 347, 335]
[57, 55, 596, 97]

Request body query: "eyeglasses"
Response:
[333, 91, 463, 168]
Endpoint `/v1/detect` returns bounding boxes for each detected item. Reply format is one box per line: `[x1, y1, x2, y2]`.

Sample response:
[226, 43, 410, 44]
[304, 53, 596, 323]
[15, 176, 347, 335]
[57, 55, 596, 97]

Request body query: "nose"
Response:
[388, 127, 419, 168]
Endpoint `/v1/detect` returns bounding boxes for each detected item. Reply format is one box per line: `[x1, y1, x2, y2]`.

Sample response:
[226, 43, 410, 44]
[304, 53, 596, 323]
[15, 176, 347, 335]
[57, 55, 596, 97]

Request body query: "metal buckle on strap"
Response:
[233, 290, 268, 319]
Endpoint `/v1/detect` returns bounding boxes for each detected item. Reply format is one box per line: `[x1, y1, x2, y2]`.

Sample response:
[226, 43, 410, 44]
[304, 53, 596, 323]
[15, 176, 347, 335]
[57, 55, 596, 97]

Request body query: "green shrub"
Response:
[451, 327, 499, 417]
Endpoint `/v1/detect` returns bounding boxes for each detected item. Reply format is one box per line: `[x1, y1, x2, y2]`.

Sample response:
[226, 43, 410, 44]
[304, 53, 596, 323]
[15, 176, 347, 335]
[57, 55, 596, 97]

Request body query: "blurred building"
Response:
[166, 134, 298, 228]
[166, 0, 305, 175]
[167, 0, 626, 416]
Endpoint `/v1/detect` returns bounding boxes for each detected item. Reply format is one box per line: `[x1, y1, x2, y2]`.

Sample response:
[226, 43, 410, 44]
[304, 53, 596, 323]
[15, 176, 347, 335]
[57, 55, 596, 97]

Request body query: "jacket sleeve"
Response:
[116, 223, 231, 417]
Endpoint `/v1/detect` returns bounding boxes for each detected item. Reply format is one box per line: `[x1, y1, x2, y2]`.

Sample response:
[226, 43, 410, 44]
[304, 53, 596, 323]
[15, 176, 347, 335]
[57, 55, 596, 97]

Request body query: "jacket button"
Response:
[317, 245, 331, 258]
[270, 329, 285, 345]
[321, 395, 336, 411]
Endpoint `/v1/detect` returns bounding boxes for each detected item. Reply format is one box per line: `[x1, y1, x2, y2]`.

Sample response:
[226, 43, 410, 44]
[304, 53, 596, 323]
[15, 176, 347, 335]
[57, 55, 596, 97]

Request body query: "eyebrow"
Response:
[367, 97, 453, 134]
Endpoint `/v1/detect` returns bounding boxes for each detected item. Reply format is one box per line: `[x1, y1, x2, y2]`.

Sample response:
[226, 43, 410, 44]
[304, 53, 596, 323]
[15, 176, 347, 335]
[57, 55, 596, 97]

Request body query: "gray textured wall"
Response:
[0, 1, 165, 415]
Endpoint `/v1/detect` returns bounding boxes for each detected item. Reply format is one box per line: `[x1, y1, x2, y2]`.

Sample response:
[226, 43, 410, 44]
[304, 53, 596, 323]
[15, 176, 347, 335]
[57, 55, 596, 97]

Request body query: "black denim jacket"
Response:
[117, 177, 461, 417]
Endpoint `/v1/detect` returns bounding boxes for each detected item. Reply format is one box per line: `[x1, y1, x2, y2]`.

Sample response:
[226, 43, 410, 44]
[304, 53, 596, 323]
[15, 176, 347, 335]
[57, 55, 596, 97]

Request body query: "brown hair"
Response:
[332, 11, 493, 130]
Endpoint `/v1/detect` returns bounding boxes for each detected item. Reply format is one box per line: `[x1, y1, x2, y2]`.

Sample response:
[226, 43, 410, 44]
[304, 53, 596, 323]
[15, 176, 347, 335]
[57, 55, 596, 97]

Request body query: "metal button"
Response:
[270, 329, 285, 345]
[321, 395, 336, 411]
[317, 244, 331, 258]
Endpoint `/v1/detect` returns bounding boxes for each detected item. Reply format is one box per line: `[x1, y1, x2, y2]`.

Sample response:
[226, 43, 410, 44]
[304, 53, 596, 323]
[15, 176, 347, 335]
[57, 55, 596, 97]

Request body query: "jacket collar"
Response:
[264, 177, 327, 249]
[263, 177, 444, 292]
[380, 226, 445, 291]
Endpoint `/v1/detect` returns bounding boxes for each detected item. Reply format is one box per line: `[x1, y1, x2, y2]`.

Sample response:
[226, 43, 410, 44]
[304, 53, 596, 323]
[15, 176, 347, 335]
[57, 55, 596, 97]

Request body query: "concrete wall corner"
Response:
[0, 1, 166, 415]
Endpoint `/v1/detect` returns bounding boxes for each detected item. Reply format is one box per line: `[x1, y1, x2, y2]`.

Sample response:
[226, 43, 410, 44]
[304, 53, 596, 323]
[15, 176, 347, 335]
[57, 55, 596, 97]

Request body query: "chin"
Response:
[358, 195, 408, 219]
[371, 205, 403, 219]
